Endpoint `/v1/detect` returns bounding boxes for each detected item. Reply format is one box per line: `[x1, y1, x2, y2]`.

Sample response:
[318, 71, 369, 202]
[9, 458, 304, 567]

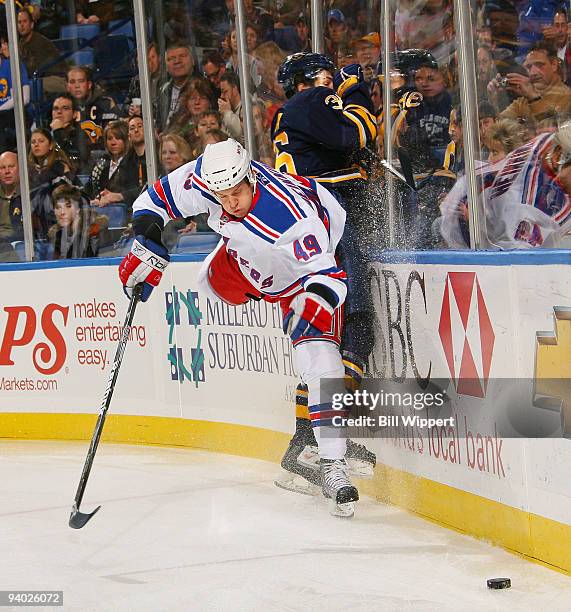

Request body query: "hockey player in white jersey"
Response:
[119, 139, 359, 516]
[440, 121, 571, 248]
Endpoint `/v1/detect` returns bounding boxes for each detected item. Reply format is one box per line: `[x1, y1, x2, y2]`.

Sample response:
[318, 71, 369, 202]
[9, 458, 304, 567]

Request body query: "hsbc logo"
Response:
[438, 272, 495, 397]
[0, 304, 69, 375]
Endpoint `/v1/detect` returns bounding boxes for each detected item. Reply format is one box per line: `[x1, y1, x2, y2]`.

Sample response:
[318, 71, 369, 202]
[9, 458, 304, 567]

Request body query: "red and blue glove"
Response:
[119, 236, 170, 302]
[283, 291, 335, 341]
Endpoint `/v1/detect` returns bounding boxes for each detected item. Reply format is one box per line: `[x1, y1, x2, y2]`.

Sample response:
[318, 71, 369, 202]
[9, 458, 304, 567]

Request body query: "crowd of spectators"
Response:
[384, 0, 571, 248]
[2, 0, 571, 261]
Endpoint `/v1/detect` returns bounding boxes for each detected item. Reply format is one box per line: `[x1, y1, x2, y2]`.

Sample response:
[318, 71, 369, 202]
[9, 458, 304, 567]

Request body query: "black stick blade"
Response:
[69, 504, 101, 529]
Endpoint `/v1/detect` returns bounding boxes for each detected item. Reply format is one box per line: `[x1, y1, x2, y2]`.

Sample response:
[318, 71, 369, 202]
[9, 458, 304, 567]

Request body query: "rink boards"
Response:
[1, 251, 571, 573]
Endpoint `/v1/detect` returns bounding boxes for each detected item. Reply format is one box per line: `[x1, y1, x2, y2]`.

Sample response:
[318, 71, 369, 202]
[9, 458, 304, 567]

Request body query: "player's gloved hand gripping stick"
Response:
[69, 282, 144, 529]
[119, 235, 170, 302]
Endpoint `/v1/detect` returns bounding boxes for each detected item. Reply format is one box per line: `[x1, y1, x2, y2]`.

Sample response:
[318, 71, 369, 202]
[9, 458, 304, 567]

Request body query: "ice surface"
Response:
[1, 440, 571, 611]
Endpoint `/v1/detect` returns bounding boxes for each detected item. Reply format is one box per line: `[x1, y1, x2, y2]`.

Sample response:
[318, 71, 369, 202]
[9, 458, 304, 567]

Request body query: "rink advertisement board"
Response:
[0, 261, 297, 433]
[366, 252, 571, 570]
[1, 253, 571, 571]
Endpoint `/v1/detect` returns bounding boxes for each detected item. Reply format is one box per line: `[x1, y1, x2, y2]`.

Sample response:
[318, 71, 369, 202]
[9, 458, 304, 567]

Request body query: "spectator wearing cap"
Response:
[295, 13, 311, 53]
[326, 9, 349, 57]
[351, 32, 380, 76]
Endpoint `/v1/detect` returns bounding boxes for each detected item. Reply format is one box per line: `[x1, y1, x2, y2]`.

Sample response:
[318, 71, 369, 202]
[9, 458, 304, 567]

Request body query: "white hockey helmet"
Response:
[201, 139, 256, 193]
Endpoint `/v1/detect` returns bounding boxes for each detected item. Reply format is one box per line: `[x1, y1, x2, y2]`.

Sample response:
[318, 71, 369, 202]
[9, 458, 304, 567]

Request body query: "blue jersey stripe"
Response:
[254, 162, 307, 219]
[160, 176, 183, 217]
[249, 204, 296, 235]
[147, 186, 170, 216]
[263, 164, 308, 218]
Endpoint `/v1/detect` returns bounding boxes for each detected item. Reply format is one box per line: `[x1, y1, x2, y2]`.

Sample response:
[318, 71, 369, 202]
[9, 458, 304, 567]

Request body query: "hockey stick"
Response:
[69, 283, 144, 529]
[379, 159, 417, 191]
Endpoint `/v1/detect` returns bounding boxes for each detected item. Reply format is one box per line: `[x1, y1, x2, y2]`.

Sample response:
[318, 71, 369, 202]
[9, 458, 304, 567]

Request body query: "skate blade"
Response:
[346, 459, 374, 479]
[274, 472, 321, 496]
[328, 499, 355, 518]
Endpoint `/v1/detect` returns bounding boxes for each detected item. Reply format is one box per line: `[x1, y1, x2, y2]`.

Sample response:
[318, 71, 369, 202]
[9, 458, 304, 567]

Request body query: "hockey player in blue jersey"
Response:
[271, 53, 378, 495]
[119, 139, 360, 516]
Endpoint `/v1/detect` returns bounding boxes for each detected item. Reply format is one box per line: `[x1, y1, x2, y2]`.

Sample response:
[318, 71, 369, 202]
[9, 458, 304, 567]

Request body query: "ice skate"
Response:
[320, 458, 359, 518]
[297, 439, 376, 479]
[345, 439, 376, 478]
[274, 417, 321, 496]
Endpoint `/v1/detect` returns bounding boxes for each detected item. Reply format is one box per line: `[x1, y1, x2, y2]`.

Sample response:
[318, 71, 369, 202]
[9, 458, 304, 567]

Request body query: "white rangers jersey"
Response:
[132, 158, 348, 303]
[440, 133, 571, 248]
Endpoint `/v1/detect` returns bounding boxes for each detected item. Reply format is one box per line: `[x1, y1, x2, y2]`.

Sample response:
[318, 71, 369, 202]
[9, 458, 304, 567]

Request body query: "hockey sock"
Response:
[342, 351, 365, 391]
[295, 383, 309, 419]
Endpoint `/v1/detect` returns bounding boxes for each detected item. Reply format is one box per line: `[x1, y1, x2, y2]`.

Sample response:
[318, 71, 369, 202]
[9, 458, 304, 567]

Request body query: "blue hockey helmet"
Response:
[278, 52, 335, 98]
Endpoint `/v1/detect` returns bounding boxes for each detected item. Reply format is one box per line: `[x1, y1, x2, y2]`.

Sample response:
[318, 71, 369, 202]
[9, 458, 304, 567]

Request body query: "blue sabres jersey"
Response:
[270, 87, 377, 185]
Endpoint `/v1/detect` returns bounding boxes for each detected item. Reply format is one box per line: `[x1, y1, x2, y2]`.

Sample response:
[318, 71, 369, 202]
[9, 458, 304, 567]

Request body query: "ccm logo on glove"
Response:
[119, 236, 170, 302]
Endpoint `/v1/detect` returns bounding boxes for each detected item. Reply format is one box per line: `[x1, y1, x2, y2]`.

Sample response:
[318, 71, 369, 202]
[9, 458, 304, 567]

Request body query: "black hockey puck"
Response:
[487, 578, 511, 589]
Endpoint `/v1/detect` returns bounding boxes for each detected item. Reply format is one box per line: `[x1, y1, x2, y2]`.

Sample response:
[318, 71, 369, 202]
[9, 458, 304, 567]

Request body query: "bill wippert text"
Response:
[331, 414, 455, 429]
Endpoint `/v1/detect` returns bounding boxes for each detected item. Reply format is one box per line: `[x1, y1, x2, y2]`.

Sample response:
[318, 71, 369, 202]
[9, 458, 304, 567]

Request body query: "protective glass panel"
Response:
[138, 0, 229, 254]
[468, 0, 571, 249]
[325, 2, 381, 77]
[1, 3, 144, 261]
[384, 0, 461, 250]
[246, 2, 294, 166]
